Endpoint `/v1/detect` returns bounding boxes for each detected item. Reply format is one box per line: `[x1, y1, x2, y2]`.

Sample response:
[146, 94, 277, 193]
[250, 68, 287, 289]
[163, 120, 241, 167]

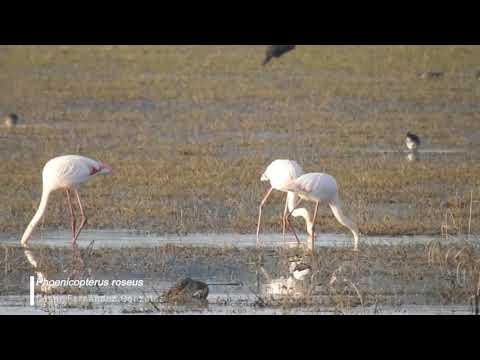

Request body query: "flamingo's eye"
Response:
[89, 167, 100, 176]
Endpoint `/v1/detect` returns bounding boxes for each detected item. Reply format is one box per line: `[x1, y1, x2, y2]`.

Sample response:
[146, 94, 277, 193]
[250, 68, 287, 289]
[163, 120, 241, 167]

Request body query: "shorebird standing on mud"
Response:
[163, 278, 209, 304]
[289, 260, 312, 281]
[20, 155, 112, 247]
[406, 132, 421, 151]
[4, 113, 18, 128]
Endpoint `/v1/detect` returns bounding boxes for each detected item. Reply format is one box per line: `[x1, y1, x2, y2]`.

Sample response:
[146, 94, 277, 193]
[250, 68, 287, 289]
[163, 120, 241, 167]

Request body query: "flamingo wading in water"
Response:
[283, 173, 360, 251]
[20, 155, 112, 247]
[257, 160, 313, 246]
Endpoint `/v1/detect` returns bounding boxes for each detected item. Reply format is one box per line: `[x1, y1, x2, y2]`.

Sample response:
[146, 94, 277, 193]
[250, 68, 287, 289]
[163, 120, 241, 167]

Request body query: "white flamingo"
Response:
[257, 160, 313, 246]
[283, 173, 360, 251]
[20, 155, 112, 247]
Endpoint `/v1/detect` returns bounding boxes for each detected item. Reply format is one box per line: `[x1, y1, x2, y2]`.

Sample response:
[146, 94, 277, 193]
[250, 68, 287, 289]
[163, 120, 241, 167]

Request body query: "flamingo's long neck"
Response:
[287, 191, 314, 236]
[329, 195, 359, 250]
[20, 187, 51, 247]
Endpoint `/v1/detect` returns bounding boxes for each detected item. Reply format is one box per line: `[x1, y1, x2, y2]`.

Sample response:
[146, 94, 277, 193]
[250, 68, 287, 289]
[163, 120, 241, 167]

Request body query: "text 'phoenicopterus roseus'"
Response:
[257, 159, 313, 246]
[283, 172, 360, 251]
[20, 155, 112, 247]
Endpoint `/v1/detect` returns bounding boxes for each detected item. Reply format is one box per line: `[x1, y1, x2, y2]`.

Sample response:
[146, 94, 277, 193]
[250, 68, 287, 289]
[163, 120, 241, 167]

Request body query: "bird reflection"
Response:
[23, 247, 55, 293]
[23, 243, 88, 293]
[406, 151, 420, 162]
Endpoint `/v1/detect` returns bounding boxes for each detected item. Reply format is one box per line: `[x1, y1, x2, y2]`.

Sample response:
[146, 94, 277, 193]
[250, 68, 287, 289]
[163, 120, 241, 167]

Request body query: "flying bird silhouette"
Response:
[263, 45, 296, 66]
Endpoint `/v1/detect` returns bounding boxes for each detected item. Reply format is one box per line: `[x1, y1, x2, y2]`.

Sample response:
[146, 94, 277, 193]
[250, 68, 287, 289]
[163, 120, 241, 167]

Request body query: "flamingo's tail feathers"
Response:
[20, 189, 50, 247]
[329, 196, 360, 250]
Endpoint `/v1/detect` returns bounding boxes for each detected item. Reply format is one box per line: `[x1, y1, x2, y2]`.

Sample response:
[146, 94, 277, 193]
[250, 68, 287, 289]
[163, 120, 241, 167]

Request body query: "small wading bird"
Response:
[259, 259, 313, 299]
[163, 278, 209, 304]
[20, 155, 112, 247]
[263, 45, 296, 66]
[283, 173, 360, 251]
[418, 71, 444, 79]
[257, 160, 313, 246]
[289, 260, 312, 281]
[4, 113, 18, 128]
[406, 132, 421, 151]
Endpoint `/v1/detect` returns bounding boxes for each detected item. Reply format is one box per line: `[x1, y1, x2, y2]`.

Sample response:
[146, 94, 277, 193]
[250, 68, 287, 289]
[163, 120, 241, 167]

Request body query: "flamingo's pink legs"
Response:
[309, 201, 320, 252]
[282, 197, 288, 244]
[72, 190, 87, 244]
[283, 199, 302, 244]
[65, 189, 76, 242]
[282, 197, 299, 242]
[257, 187, 273, 246]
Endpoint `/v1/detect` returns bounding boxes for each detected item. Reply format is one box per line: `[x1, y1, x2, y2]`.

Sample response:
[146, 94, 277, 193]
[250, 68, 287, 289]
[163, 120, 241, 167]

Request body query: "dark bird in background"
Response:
[263, 45, 296, 66]
[406, 132, 421, 151]
[418, 71, 444, 79]
[4, 113, 18, 128]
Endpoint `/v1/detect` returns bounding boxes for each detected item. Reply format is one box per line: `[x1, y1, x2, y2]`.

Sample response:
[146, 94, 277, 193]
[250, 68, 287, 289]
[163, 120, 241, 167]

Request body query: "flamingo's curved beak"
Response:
[99, 163, 112, 175]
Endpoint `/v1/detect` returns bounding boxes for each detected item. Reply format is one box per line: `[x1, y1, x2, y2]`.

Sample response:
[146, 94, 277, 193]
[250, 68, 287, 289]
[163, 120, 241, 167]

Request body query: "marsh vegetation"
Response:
[1, 45, 480, 238]
[1, 45, 480, 314]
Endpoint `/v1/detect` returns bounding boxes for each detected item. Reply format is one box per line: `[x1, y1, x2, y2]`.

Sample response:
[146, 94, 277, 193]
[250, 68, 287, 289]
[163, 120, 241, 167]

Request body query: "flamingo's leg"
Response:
[282, 196, 289, 244]
[309, 201, 320, 252]
[284, 198, 303, 244]
[65, 189, 76, 242]
[256, 187, 273, 247]
[72, 190, 88, 244]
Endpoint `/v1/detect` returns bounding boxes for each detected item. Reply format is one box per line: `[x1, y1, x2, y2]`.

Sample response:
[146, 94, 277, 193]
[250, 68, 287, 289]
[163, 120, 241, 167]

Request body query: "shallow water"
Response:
[0, 296, 473, 315]
[1, 231, 479, 315]
[0, 230, 469, 249]
[364, 148, 469, 154]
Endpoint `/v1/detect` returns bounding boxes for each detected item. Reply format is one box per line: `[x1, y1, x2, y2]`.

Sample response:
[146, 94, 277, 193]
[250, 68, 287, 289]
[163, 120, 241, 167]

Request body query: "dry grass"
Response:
[1, 45, 480, 237]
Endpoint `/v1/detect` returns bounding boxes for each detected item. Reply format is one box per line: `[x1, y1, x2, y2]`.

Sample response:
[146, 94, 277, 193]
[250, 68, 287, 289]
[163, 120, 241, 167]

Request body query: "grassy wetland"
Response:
[1, 243, 479, 314]
[1, 45, 480, 314]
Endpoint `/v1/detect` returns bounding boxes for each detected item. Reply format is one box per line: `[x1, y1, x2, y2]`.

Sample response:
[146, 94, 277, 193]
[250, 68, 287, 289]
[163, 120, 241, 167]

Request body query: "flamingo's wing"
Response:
[51, 157, 92, 184]
[283, 179, 311, 193]
[61, 161, 89, 179]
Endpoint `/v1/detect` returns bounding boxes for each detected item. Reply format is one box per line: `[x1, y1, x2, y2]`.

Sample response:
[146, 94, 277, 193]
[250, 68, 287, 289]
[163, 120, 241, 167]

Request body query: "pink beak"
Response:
[100, 163, 112, 174]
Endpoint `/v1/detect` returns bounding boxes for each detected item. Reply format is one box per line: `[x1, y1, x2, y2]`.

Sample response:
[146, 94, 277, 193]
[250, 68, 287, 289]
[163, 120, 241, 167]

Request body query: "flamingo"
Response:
[283, 172, 360, 251]
[257, 159, 313, 246]
[263, 45, 296, 66]
[20, 155, 112, 248]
